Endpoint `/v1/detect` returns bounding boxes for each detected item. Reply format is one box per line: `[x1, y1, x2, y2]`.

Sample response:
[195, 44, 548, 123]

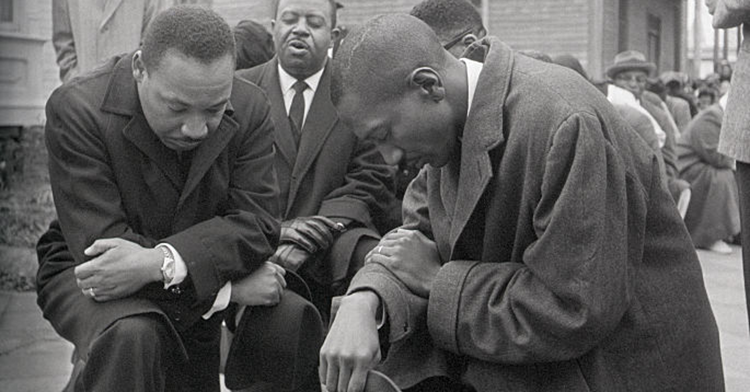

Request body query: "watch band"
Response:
[158, 245, 176, 286]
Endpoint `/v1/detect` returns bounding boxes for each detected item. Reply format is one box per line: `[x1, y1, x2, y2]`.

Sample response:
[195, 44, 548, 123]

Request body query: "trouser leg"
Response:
[79, 314, 170, 392]
[735, 162, 750, 333]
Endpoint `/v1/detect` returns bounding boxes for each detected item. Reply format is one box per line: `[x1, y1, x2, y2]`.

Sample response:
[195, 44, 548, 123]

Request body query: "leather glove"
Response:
[280, 216, 345, 254]
[270, 243, 311, 272]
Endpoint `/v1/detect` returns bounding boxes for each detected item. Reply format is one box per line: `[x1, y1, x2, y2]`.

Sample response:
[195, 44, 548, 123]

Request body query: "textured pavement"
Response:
[1, 246, 748, 392]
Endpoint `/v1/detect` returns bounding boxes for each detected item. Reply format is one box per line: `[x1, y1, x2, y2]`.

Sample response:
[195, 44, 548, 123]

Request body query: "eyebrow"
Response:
[165, 95, 229, 110]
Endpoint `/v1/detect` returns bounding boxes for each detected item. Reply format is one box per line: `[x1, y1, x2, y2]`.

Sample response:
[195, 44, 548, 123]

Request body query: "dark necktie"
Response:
[289, 80, 308, 148]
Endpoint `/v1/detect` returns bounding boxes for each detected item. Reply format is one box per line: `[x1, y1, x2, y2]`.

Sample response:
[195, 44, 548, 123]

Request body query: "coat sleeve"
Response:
[163, 99, 281, 301]
[345, 168, 432, 344]
[711, 0, 750, 28]
[687, 109, 735, 169]
[45, 84, 280, 304]
[318, 137, 396, 230]
[427, 112, 642, 364]
[52, 0, 78, 82]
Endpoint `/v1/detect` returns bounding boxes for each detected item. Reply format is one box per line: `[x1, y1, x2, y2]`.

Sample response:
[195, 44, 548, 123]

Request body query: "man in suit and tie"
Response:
[36, 7, 291, 391]
[236, 0, 395, 322]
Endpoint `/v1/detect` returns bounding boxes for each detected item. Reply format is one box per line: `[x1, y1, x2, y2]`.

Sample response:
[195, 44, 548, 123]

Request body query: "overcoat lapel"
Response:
[121, 115, 183, 190]
[447, 38, 512, 256]
[261, 59, 298, 168]
[287, 63, 337, 213]
[179, 114, 238, 207]
[101, 55, 184, 190]
[100, 0, 124, 32]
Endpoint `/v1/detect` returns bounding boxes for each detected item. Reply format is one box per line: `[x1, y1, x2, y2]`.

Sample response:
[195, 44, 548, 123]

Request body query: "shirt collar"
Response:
[277, 61, 325, 95]
[460, 57, 483, 117]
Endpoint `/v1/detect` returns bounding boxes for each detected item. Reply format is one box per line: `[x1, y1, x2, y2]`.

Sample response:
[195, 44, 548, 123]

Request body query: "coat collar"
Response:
[101, 53, 239, 205]
[445, 37, 512, 254]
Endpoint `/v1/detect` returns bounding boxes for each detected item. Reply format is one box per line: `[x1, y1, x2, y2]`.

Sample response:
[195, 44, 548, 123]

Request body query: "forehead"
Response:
[616, 69, 648, 77]
[276, 0, 333, 17]
[150, 51, 234, 103]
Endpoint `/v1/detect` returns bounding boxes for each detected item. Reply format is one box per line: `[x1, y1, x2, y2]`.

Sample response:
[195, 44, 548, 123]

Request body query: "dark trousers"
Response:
[40, 269, 222, 392]
[735, 162, 750, 332]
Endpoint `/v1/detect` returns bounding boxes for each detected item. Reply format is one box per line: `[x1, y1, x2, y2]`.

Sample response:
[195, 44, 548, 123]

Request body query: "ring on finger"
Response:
[378, 245, 383, 254]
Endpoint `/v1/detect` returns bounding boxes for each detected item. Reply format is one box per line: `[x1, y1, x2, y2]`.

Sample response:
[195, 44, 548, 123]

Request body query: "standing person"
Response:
[236, 0, 395, 324]
[36, 6, 302, 391]
[708, 0, 750, 330]
[319, 14, 724, 392]
[607, 50, 692, 216]
[52, 0, 171, 82]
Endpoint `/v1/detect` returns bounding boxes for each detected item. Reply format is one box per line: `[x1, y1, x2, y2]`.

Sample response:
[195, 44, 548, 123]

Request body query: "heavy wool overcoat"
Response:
[36, 53, 281, 388]
[347, 38, 724, 391]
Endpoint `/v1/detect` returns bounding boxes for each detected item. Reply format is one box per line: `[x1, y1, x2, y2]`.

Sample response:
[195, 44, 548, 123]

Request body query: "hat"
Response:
[660, 71, 686, 87]
[605, 50, 656, 79]
[551, 53, 589, 80]
[224, 270, 323, 391]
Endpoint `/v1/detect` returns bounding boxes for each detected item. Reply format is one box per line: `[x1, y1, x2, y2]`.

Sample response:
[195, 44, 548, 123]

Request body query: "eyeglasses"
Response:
[443, 27, 475, 50]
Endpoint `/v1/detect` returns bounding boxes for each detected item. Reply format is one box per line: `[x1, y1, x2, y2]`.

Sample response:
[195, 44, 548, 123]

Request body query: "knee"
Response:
[102, 315, 169, 350]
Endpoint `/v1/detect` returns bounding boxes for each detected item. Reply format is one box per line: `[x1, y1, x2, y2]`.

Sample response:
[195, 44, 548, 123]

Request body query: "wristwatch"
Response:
[158, 245, 176, 286]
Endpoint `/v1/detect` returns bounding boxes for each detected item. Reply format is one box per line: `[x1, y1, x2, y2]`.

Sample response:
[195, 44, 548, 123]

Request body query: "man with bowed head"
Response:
[319, 13, 724, 392]
[36, 6, 289, 391]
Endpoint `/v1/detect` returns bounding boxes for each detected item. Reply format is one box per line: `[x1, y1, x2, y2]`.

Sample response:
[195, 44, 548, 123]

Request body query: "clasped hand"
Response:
[366, 228, 441, 298]
[230, 261, 287, 306]
[74, 238, 162, 302]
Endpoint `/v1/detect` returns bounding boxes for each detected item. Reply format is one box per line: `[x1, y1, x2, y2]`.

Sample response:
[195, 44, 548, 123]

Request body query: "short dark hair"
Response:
[331, 14, 445, 107]
[273, 0, 338, 28]
[141, 6, 236, 71]
[234, 20, 275, 70]
[410, 0, 484, 41]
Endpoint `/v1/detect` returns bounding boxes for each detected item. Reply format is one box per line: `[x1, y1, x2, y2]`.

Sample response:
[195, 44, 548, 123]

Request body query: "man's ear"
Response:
[132, 50, 147, 83]
[462, 34, 478, 47]
[408, 67, 445, 101]
[330, 27, 341, 48]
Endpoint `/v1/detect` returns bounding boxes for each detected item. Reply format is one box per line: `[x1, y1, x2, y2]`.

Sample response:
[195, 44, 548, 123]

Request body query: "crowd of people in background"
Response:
[40, 0, 746, 391]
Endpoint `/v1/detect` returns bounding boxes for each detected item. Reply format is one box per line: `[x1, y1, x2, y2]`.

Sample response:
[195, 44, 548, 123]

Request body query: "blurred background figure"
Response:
[52, 0, 171, 83]
[233, 19, 275, 70]
[697, 86, 719, 111]
[677, 95, 740, 254]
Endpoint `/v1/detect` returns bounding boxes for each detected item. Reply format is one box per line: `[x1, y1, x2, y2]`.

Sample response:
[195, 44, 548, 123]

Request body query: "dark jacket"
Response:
[348, 38, 724, 391]
[237, 58, 395, 286]
[36, 53, 280, 374]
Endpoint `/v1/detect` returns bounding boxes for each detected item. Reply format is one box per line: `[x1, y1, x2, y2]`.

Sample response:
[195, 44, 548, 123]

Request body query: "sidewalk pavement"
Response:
[1, 247, 748, 392]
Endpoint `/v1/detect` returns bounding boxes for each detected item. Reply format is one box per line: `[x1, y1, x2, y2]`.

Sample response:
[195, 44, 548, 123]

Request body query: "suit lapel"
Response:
[261, 60, 298, 168]
[287, 63, 337, 211]
[448, 38, 511, 256]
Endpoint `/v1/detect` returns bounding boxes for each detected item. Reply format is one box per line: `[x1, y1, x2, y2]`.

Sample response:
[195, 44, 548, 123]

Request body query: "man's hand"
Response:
[75, 238, 163, 302]
[270, 243, 313, 272]
[281, 216, 343, 254]
[366, 229, 441, 298]
[230, 261, 287, 306]
[320, 291, 382, 392]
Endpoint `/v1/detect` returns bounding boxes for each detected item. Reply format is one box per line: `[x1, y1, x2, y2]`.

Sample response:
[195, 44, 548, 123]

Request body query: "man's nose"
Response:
[181, 117, 208, 140]
[377, 144, 404, 166]
[292, 19, 310, 35]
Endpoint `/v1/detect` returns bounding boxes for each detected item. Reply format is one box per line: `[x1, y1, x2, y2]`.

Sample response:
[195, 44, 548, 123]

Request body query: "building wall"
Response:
[488, 0, 590, 66]
[619, 0, 682, 74]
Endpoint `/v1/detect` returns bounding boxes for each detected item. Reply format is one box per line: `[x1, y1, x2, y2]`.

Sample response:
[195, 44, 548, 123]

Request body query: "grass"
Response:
[0, 125, 56, 291]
